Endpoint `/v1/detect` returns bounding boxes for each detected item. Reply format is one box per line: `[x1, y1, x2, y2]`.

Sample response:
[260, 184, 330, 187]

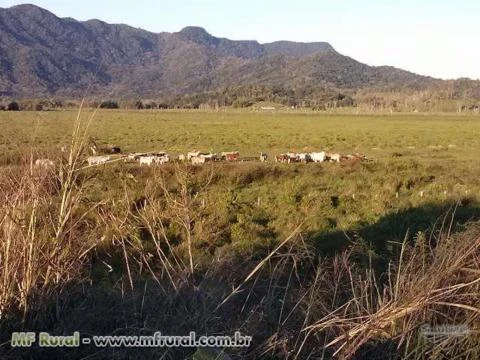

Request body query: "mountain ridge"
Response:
[0, 4, 447, 98]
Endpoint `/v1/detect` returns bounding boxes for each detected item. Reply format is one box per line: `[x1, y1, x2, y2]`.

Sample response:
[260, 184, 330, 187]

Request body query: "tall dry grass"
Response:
[303, 216, 480, 359]
[95, 162, 217, 293]
[0, 102, 101, 320]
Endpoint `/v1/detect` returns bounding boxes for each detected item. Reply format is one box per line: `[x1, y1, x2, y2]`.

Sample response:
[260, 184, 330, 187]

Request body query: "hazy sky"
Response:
[2, 0, 479, 80]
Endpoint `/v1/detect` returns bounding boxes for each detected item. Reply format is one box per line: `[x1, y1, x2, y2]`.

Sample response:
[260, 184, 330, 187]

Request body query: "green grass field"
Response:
[2, 109, 480, 242]
[1, 110, 479, 359]
[2, 109, 480, 243]
[2, 109, 480, 158]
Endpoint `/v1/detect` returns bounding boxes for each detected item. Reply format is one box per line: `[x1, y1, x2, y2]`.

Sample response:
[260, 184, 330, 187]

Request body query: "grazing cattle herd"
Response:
[272, 151, 360, 163]
[34, 148, 368, 169]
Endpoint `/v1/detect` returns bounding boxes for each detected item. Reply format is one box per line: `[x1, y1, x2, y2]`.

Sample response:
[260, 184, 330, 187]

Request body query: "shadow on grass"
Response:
[1, 200, 479, 359]
[310, 198, 480, 259]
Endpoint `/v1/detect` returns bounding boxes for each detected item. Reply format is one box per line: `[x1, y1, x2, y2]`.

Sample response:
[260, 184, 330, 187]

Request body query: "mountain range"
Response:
[0, 4, 457, 99]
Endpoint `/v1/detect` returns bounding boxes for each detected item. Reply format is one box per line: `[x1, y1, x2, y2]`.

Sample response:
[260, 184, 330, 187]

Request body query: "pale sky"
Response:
[1, 0, 479, 80]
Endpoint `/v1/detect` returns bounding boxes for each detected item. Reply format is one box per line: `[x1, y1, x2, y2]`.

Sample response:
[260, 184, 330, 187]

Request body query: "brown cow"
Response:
[221, 151, 240, 161]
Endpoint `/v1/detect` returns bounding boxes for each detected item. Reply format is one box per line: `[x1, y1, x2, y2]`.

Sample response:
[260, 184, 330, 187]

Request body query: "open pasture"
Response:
[1, 109, 479, 243]
[1, 110, 480, 164]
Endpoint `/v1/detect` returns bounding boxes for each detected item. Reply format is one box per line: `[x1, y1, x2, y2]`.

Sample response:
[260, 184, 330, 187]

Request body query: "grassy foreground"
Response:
[0, 110, 479, 359]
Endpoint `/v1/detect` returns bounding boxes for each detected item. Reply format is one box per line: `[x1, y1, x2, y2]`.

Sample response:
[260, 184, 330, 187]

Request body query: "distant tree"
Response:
[7, 101, 20, 111]
[100, 100, 119, 109]
[38, 100, 52, 109]
[0, 105, 5, 111]
[52, 99, 63, 108]
[135, 100, 144, 110]
[19, 100, 35, 111]
[145, 102, 157, 109]
[35, 103, 44, 111]
[287, 98, 297, 107]
[67, 101, 79, 108]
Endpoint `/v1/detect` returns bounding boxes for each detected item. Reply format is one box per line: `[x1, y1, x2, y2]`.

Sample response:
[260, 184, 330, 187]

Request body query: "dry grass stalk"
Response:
[0, 103, 101, 319]
[304, 220, 480, 358]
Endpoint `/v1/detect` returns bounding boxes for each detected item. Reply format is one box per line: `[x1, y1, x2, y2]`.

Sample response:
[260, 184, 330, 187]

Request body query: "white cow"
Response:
[187, 151, 201, 160]
[139, 156, 155, 166]
[178, 154, 186, 161]
[35, 159, 55, 168]
[327, 153, 341, 162]
[310, 152, 326, 163]
[344, 153, 366, 161]
[87, 156, 110, 166]
[286, 152, 299, 163]
[201, 153, 217, 161]
[139, 154, 170, 166]
[190, 153, 217, 164]
[154, 155, 170, 164]
[191, 156, 206, 165]
[125, 153, 147, 162]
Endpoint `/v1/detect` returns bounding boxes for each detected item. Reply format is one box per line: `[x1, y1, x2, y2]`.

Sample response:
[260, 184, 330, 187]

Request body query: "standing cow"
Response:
[221, 151, 240, 161]
[139, 156, 155, 166]
[310, 152, 326, 163]
[286, 153, 300, 163]
[87, 156, 110, 166]
[297, 153, 312, 163]
[35, 159, 55, 168]
[187, 151, 201, 160]
[191, 156, 206, 165]
[326, 153, 341, 162]
[155, 155, 170, 164]
[275, 153, 298, 163]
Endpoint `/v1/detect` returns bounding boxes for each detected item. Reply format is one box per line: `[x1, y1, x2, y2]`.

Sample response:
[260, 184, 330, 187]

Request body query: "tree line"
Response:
[2, 82, 480, 112]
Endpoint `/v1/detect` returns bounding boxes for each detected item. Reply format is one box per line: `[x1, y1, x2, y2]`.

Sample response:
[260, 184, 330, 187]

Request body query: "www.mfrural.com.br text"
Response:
[11, 331, 252, 348]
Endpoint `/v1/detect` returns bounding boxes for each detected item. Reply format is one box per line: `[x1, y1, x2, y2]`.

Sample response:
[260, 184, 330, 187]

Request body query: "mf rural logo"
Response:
[11, 332, 81, 347]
